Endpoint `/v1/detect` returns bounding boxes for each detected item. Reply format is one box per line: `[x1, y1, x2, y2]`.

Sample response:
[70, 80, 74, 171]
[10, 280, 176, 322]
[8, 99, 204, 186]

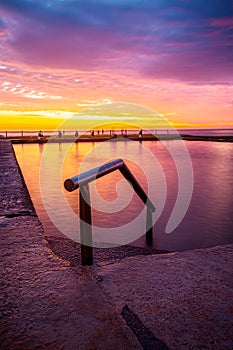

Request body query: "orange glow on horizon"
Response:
[1, 76, 233, 131]
[0, 111, 232, 132]
[1, 66, 232, 130]
[1, 1, 232, 132]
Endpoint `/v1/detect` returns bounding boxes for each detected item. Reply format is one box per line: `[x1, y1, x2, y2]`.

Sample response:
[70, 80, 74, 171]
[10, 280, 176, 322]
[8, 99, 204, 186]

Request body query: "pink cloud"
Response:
[0, 0, 232, 84]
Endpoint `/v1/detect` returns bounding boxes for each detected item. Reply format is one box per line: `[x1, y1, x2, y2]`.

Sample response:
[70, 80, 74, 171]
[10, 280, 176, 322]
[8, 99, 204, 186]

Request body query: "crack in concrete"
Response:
[0, 211, 37, 218]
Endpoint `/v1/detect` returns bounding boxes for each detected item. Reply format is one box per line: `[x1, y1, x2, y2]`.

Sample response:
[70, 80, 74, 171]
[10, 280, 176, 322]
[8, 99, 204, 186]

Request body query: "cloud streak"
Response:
[0, 0, 232, 127]
[0, 0, 232, 82]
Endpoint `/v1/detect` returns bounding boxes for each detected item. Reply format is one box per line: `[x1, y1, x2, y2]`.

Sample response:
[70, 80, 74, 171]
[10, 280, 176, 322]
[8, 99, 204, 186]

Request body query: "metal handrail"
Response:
[64, 158, 155, 265]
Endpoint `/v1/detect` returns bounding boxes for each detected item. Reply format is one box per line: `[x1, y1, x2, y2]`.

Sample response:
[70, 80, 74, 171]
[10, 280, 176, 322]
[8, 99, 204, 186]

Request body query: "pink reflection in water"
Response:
[14, 140, 233, 251]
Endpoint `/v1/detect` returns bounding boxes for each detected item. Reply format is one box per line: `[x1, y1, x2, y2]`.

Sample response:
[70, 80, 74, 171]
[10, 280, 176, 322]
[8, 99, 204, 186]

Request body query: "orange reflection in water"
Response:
[13, 140, 233, 251]
[61, 143, 149, 229]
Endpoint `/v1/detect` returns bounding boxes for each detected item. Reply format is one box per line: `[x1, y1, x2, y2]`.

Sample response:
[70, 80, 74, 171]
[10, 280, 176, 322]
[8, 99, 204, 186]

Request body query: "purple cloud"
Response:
[0, 0, 232, 83]
[0, 16, 8, 36]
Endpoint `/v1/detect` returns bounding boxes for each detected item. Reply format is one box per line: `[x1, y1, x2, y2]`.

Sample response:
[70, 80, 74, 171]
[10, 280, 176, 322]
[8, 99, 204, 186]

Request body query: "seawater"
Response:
[14, 140, 233, 251]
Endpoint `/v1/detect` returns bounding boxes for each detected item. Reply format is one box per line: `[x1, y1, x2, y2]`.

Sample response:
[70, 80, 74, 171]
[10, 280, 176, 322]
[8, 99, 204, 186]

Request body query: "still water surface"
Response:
[14, 140, 233, 251]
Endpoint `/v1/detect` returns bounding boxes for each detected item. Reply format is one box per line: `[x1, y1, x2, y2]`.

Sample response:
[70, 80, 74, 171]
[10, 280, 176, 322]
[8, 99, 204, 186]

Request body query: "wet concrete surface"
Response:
[1, 139, 233, 349]
[96, 245, 233, 349]
[0, 140, 140, 349]
[45, 234, 168, 267]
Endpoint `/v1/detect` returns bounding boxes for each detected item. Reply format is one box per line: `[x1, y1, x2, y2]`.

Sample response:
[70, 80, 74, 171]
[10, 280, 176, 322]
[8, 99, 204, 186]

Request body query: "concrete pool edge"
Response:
[1, 139, 232, 349]
[93, 243, 233, 349]
[3, 134, 233, 143]
[0, 139, 141, 349]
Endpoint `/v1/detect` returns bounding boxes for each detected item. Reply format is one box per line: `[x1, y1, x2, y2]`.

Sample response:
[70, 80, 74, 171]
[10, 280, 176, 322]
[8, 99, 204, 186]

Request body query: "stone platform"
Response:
[0, 139, 232, 349]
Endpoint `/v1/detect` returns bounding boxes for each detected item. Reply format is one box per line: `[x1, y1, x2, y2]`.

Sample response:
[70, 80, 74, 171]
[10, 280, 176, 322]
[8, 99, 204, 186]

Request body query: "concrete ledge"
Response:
[7, 134, 233, 144]
[95, 244, 233, 349]
[0, 140, 141, 349]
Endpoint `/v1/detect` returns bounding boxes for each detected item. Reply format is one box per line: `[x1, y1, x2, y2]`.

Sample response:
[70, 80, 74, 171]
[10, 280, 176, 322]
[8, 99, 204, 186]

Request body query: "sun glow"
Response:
[0, 0, 232, 131]
[1, 107, 232, 132]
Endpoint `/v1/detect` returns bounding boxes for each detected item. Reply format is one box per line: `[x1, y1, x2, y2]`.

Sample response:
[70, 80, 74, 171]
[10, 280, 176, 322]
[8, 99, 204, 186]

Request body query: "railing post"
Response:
[64, 158, 156, 263]
[146, 208, 153, 246]
[79, 183, 93, 266]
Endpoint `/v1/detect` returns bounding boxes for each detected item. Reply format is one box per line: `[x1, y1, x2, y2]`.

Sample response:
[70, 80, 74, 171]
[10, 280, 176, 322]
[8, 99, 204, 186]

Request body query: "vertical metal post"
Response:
[64, 158, 156, 263]
[6, 131, 7, 139]
[21, 131, 23, 138]
[146, 207, 153, 246]
[79, 183, 93, 266]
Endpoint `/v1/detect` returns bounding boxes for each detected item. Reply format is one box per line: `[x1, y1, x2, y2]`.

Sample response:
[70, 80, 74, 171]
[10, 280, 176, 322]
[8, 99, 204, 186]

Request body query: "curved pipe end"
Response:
[64, 178, 76, 192]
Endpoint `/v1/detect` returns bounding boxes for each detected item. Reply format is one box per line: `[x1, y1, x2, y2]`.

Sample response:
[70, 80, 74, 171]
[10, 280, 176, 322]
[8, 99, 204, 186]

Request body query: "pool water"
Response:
[14, 139, 233, 251]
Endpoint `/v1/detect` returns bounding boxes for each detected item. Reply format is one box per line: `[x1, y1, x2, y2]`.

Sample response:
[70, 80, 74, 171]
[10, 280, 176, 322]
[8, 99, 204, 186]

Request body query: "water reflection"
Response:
[14, 140, 233, 251]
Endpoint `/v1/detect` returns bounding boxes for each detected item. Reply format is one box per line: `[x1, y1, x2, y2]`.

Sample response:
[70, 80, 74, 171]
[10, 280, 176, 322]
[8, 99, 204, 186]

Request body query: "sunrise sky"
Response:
[0, 0, 232, 130]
